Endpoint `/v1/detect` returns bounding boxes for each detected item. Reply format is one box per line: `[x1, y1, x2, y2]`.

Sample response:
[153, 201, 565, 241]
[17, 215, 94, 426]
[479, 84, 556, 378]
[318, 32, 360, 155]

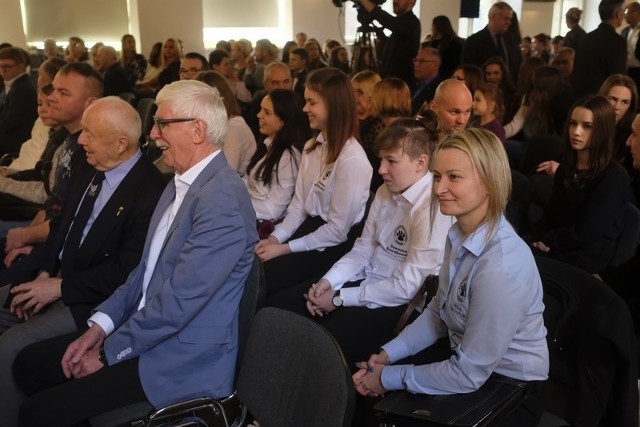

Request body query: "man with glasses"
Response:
[178, 52, 208, 81]
[411, 47, 443, 116]
[0, 47, 38, 156]
[14, 80, 258, 426]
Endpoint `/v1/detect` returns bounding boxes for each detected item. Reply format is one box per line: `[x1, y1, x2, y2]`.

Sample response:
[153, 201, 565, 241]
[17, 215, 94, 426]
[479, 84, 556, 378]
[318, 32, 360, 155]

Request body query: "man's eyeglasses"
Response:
[153, 117, 196, 137]
[179, 67, 203, 75]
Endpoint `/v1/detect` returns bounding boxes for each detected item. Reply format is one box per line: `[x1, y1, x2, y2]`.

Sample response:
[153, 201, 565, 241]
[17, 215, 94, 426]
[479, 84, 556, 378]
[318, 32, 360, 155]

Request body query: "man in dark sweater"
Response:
[354, 0, 421, 88]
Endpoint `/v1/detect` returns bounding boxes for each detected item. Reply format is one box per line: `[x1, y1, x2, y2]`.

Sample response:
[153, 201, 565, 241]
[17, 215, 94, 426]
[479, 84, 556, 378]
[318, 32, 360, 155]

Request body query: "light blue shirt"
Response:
[381, 215, 549, 394]
[61, 150, 142, 259]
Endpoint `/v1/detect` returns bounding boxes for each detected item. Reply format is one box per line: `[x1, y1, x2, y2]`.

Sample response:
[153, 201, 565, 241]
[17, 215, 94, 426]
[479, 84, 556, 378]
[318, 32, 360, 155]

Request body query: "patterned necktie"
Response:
[61, 172, 105, 276]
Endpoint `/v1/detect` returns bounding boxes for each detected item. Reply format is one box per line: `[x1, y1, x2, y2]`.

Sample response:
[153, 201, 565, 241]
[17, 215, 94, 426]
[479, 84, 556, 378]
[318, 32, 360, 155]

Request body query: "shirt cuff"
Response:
[382, 337, 410, 364]
[381, 365, 409, 391]
[323, 271, 346, 291]
[88, 311, 115, 336]
[287, 237, 307, 253]
[270, 228, 287, 245]
[340, 287, 360, 307]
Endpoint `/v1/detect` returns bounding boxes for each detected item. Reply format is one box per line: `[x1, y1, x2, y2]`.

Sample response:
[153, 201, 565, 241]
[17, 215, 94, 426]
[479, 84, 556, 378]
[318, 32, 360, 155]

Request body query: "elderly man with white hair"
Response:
[13, 80, 259, 427]
[0, 96, 166, 427]
[95, 45, 133, 96]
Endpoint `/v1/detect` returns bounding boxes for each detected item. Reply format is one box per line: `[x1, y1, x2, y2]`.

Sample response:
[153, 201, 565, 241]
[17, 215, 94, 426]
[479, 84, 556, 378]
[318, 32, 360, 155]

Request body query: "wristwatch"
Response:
[332, 291, 344, 308]
[98, 348, 108, 366]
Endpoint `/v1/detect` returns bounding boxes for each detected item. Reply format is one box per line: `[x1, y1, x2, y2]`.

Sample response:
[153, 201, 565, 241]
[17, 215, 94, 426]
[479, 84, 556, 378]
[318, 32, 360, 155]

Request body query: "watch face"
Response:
[332, 294, 343, 307]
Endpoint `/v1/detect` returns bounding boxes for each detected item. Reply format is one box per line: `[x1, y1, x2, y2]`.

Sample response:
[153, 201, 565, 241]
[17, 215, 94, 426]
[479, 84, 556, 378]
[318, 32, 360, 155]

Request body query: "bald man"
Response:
[0, 97, 166, 426]
[96, 46, 133, 97]
[428, 79, 473, 140]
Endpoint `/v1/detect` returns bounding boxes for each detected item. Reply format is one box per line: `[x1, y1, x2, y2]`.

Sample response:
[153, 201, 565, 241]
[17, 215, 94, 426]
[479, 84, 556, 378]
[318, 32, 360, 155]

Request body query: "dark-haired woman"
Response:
[428, 15, 462, 79]
[528, 96, 630, 274]
[244, 89, 311, 238]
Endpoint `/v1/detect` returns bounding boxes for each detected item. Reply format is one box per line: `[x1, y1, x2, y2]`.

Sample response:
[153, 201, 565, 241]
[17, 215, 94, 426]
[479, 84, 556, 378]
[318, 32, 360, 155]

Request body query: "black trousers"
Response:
[264, 216, 361, 295]
[13, 332, 150, 427]
[268, 278, 418, 369]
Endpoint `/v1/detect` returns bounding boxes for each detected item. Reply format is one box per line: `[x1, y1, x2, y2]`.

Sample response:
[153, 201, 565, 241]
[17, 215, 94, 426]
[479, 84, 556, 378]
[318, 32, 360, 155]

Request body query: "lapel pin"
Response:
[116, 207, 124, 217]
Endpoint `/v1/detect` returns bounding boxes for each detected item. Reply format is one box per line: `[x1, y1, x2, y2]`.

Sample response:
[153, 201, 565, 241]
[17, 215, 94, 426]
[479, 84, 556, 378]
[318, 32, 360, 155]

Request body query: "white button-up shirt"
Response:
[323, 172, 454, 308]
[271, 135, 372, 252]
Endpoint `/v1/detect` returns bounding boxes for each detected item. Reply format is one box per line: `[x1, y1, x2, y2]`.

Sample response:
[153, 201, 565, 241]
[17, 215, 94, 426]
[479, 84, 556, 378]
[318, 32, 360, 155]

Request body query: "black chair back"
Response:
[237, 307, 355, 427]
[609, 203, 640, 267]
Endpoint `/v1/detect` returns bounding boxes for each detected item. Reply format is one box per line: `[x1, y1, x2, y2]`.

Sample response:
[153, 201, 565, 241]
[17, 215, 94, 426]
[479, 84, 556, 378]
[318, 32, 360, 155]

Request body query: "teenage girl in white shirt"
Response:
[256, 68, 373, 295]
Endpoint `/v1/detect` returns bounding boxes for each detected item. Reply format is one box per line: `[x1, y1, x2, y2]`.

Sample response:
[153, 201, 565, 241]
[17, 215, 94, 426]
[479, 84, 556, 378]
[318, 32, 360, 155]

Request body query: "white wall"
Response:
[136, 0, 205, 55]
[520, 1, 556, 38]
[292, 0, 345, 46]
[2, 0, 28, 48]
[419, 0, 461, 36]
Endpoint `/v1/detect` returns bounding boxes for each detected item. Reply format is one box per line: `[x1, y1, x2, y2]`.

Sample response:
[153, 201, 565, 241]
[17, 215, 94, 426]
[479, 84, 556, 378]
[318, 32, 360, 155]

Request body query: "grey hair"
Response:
[156, 80, 228, 147]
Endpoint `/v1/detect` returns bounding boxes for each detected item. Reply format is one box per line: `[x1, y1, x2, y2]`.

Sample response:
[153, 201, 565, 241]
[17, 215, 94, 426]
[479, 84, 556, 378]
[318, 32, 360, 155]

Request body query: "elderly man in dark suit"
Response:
[14, 80, 258, 427]
[573, 0, 626, 97]
[461, 2, 522, 85]
[0, 47, 38, 156]
[95, 46, 133, 97]
[0, 96, 166, 426]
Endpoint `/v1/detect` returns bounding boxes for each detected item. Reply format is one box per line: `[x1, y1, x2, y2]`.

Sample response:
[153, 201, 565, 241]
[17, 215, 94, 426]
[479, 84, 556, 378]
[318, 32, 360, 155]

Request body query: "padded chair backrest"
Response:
[235, 256, 264, 381]
[137, 98, 157, 142]
[519, 134, 564, 176]
[507, 169, 533, 234]
[237, 307, 355, 427]
[119, 91, 136, 106]
[609, 203, 640, 267]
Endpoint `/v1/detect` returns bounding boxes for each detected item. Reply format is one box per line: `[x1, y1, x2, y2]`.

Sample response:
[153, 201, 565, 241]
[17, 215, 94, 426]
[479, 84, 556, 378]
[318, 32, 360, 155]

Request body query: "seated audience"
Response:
[178, 52, 208, 81]
[411, 47, 443, 116]
[156, 38, 182, 90]
[528, 96, 629, 274]
[209, 49, 251, 104]
[451, 64, 484, 96]
[135, 42, 162, 96]
[305, 38, 328, 71]
[289, 47, 309, 97]
[532, 33, 551, 63]
[120, 34, 147, 86]
[0, 97, 165, 426]
[244, 39, 278, 93]
[89, 43, 104, 69]
[472, 83, 506, 143]
[245, 89, 310, 238]
[427, 15, 463, 80]
[352, 71, 383, 152]
[95, 46, 133, 97]
[427, 79, 473, 140]
[329, 45, 350, 74]
[64, 37, 89, 63]
[369, 78, 412, 190]
[300, 116, 453, 367]
[281, 40, 297, 64]
[256, 68, 372, 296]
[1, 63, 103, 267]
[196, 70, 256, 176]
[353, 127, 548, 427]
[0, 57, 66, 176]
[0, 47, 38, 156]
[12, 80, 258, 426]
[230, 38, 252, 81]
[482, 56, 519, 123]
[43, 39, 61, 60]
[551, 47, 575, 80]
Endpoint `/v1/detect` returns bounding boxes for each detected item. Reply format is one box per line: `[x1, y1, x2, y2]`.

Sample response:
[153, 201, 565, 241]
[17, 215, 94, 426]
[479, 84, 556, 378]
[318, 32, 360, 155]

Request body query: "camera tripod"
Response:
[350, 24, 380, 73]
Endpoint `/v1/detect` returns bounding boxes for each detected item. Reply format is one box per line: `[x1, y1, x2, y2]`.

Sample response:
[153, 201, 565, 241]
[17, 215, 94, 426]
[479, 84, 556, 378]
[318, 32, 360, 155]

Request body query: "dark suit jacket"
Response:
[622, 25, 640, 62]
[461, 26, 522, 84]
[98, 153, 258, 406]
[0, 74, 38, 155]
[37, 154, 166, 327]
[368, 7, 421, 87]
[573, 23, 627, 97]
[102, 62, 134, 97]
[411, 75, 443, 116]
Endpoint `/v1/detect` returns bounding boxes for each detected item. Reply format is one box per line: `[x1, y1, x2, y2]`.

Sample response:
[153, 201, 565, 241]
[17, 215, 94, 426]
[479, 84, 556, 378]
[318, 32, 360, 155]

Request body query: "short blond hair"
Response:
[370, 78, 411, 119]
[431, 127, 511, 238]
